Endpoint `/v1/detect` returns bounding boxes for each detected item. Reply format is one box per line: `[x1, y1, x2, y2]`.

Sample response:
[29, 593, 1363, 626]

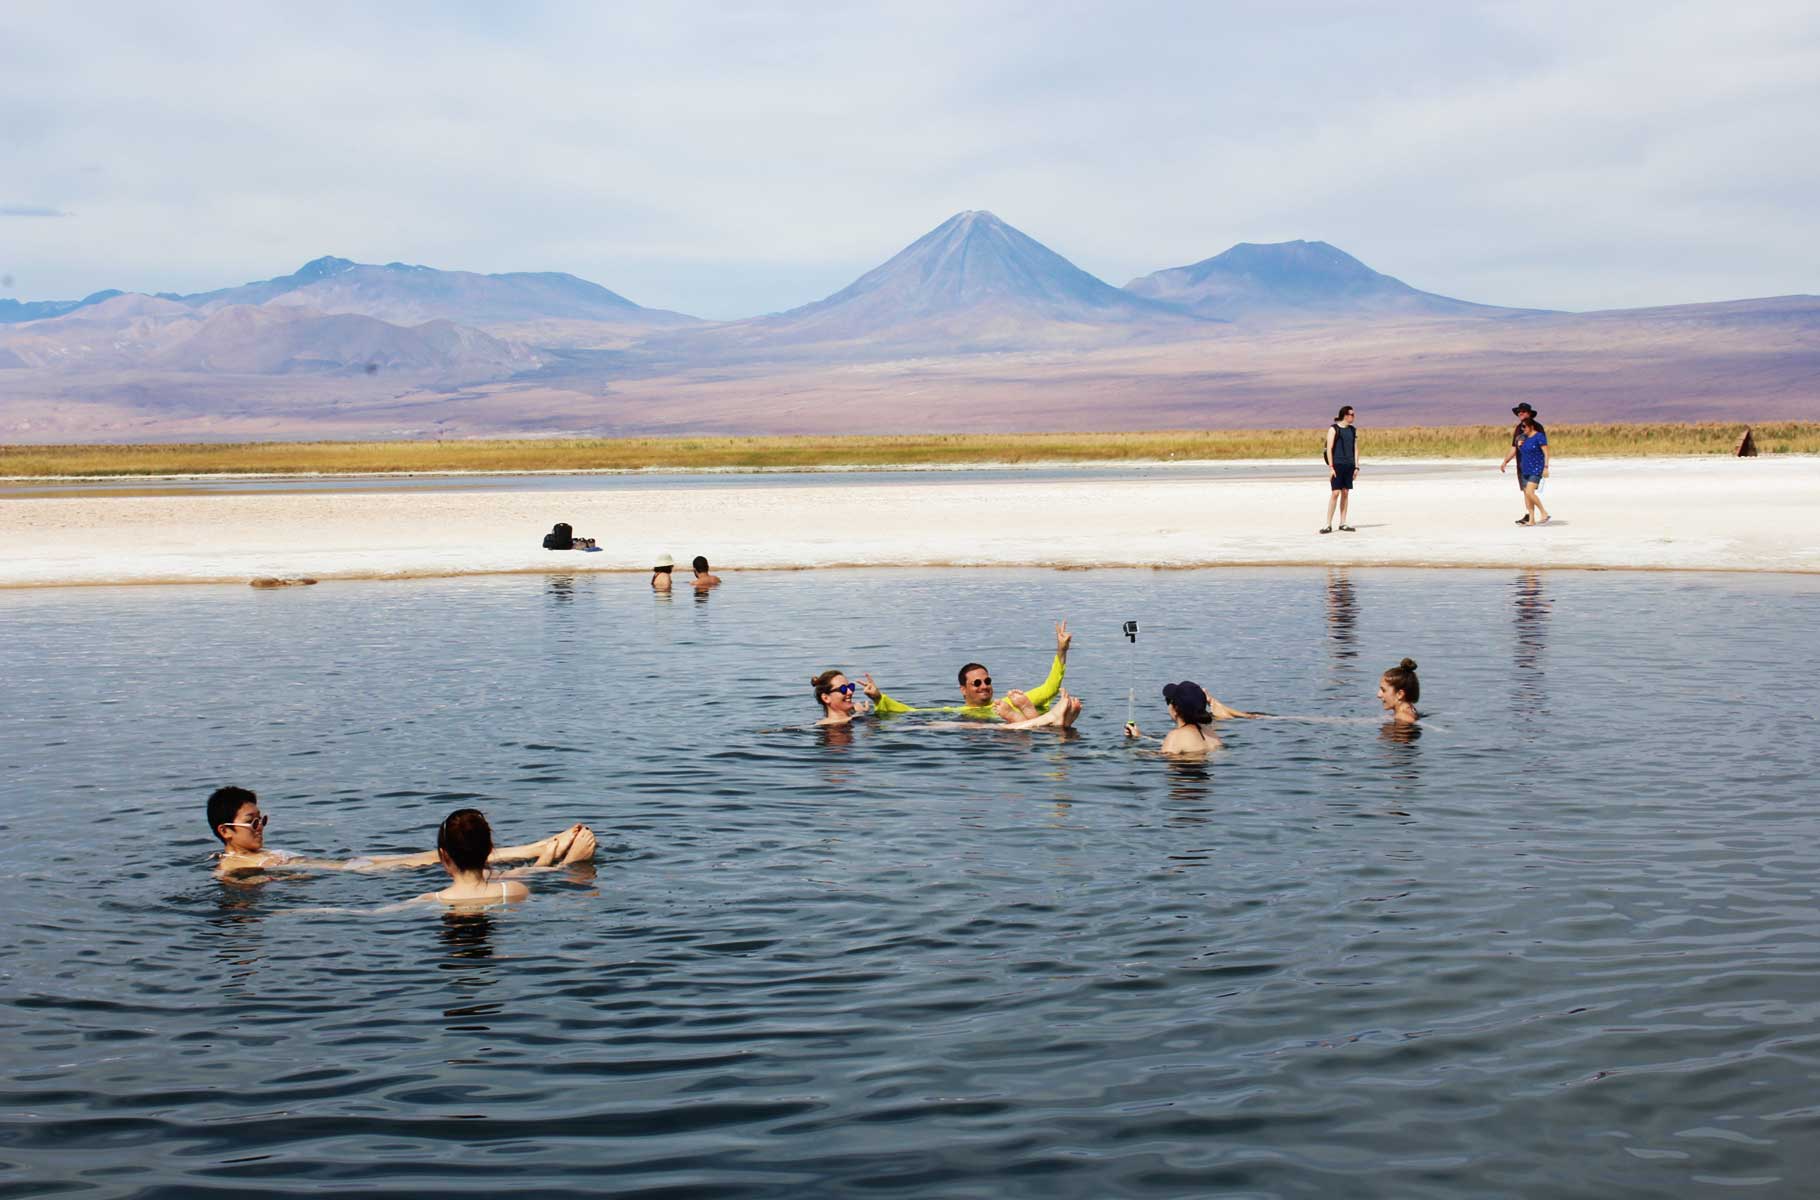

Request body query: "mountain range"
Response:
[1, 211, 1814, 440]
[1124, 240, 1537, 319]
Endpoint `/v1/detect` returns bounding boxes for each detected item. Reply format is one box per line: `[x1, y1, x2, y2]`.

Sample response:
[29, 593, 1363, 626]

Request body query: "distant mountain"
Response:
[0, 290, 124, 325]
[148, 305, 538, 375]
[698, 211, 1204, 352]
[179, 256, 698, 328]
[1124, 240, 1538, 320]
[0, 295, 536, 378]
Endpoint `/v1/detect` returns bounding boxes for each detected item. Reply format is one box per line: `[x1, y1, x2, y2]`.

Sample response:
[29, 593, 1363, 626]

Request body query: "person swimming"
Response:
[1125, 680, 1222, 755]
[811, 668, 884, 726]
[206, 786, 593, 878]
[812, 668, 1081, 730]
[409, 808, 595, 907]
[1378, 658, 1421, 725]
[862, 622, 1073, 721]
[652, 554, 674, 591]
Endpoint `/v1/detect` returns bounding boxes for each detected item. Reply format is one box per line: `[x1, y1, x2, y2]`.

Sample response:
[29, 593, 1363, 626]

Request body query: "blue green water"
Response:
[2, 567, 1818, 1197]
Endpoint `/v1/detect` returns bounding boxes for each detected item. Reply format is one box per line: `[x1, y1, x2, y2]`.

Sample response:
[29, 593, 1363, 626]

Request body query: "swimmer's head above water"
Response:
[1378, 658, 1421, 724]
[957, 662, 993, 707]
[1161, 681, 1213, 726]
[208, 785, 266, 855]
[437, 808, 494, 873]
[812, 668, 858, 718]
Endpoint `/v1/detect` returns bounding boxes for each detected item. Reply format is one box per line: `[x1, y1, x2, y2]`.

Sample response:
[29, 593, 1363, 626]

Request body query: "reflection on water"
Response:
[437, 911, 498, 1002]
[1163, 755, 1213, 810]
[439, 910, 496, 960]
[1379, 721, 1423, 747]
[1513, 569, 1550, 713]
[1325, 568, 1359, 663]
[3, 567, 1819, 1198]
[1378, 721, 1424, 798]
[815, 722, 856, 754]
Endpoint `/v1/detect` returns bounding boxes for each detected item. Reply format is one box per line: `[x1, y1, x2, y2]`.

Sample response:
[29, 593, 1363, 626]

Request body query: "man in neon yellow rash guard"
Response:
[869, 621, 1073, 720]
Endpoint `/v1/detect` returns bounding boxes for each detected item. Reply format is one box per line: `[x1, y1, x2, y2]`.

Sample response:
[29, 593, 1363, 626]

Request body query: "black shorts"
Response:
[1330, 466, 1355, 491]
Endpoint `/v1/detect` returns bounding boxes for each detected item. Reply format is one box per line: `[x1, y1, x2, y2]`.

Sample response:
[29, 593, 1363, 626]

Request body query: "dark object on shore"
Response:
[249, 577, 318, 588]
[1735, 428, 1758, 457]
[543, 522, 574, 550]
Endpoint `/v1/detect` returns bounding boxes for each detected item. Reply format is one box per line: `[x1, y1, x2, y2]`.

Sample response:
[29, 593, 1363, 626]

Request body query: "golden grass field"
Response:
[2, 423, 1814, 477]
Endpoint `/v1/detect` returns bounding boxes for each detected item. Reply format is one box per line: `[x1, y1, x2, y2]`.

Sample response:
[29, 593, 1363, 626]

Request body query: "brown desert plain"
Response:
[1, 213, 1815, 442]
[3, 303, 1817, 442]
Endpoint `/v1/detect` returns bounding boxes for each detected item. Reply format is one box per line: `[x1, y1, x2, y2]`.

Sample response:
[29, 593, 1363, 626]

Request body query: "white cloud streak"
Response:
[1, 0, 1815, 316]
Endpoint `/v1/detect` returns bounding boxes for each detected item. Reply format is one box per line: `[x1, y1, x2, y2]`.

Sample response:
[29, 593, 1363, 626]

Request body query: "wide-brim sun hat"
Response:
[1162, 680, 1211, 719]
[653, 554, 674, 569]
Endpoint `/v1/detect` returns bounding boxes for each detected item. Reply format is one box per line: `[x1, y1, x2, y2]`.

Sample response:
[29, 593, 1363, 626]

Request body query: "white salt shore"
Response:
[2, 457, 1817, 589]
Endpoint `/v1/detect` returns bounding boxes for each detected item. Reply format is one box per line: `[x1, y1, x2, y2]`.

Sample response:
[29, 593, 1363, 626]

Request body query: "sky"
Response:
[2, 1, 1817, 319]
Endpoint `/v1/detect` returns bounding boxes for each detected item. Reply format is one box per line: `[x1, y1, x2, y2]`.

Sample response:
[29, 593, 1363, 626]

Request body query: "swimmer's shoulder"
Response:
[216, 848, 295, 874]
[429, 880, 529, 905]
[1160, 727, 1220, 755]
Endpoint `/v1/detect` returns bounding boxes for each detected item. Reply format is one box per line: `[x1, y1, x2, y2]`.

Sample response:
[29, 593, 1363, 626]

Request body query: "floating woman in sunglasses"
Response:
[811, 669, 1082, 730]
[810, 669, 895, 727]
[207, 785, 594, 878]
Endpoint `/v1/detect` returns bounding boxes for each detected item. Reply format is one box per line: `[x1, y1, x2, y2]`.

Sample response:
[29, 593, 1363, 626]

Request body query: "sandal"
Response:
[1515, 516, 1531, 525]
[1535, 515, 1551, 525]
[1338, 524, 1356, 532]
[1319, 526, 1333, 534]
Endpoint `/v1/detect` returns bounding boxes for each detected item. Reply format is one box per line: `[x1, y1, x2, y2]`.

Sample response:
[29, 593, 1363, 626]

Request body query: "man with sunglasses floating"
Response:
[954, 620, 1072, 720]
[208, 785, 593, 877]
[845, 621, 1073, 721]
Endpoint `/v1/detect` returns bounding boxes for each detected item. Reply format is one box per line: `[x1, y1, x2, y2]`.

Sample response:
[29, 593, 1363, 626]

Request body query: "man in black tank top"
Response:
[1322, 406, 1359, 533]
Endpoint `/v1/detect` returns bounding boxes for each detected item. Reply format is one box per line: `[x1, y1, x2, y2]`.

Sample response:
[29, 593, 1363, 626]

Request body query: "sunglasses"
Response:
[967, 676, 992, 687]
[833, 683, 858, 696]
[222, 813, 269, 832]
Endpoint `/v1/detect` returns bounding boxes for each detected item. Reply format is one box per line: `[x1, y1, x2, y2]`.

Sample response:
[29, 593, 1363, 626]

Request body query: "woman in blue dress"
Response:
[1500, 417, 1551, 526]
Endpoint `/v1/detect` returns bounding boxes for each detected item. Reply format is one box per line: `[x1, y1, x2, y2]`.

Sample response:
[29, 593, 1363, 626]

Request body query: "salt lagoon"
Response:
[3, 566, 1818, 1196]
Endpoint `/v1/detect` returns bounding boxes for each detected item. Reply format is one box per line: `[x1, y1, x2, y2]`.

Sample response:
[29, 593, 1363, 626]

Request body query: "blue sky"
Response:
[2, 1, 1816, 319]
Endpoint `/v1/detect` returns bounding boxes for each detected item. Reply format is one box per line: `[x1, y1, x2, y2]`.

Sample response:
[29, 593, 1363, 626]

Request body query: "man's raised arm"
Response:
[1023, 620, 1072, 711]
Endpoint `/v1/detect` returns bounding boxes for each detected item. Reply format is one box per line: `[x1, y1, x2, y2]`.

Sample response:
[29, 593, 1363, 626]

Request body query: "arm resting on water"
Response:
[341, 824, 595, 871]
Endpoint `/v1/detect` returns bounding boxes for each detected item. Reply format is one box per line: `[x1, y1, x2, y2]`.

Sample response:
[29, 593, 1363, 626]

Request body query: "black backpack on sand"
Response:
[543, 522, 574, 550]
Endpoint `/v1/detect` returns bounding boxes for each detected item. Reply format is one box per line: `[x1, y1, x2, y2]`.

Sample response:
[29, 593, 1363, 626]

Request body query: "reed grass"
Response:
[4, 423, 1815, 478]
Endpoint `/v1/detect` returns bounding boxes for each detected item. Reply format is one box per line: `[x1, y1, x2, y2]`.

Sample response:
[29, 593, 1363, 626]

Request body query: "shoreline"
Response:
[4, 456, 1817, 589]
[3, 560, 1815, 593]
[3, 453, 1728, 486]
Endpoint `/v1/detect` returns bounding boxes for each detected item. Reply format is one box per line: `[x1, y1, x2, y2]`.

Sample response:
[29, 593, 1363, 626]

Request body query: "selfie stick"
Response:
[1122, 620, 1139, 726]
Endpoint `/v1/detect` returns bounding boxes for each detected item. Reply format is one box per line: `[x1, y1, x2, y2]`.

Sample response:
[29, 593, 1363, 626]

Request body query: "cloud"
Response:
[0, 205, 68, 217]
[0, 1, 1816, 316]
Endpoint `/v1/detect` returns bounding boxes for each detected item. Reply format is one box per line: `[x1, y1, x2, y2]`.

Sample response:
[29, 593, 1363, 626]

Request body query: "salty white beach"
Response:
[2, 457, 1817, 589]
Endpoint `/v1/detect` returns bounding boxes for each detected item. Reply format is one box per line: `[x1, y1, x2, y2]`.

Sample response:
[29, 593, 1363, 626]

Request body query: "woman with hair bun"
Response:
[810, 669, 911, 726]
[1378, 658, 1421, 725]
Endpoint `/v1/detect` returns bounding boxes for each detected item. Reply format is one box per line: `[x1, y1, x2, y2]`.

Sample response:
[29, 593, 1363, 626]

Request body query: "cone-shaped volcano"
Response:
[738, 211, 1200, 349]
